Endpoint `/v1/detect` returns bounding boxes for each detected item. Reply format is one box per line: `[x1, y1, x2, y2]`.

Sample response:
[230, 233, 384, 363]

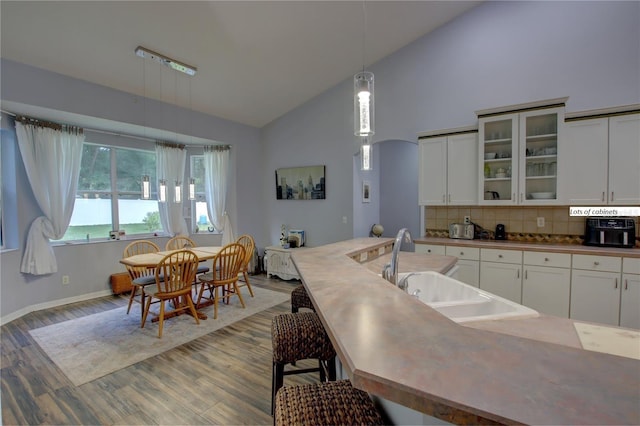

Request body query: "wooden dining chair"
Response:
[166, 235, 210, 286]
[236, 234, 255, 297]
[123, 240, 161, 317]
[165, 235, 196, 250]
[196, 243, 246, 319]
[141, 250, 200, 338]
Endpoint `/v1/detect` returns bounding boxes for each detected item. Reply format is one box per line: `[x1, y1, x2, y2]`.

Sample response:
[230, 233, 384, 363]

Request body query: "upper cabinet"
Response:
[477, 101, 565, 205]
[418, 128, 477, 206]
[564, 111, 640, 205]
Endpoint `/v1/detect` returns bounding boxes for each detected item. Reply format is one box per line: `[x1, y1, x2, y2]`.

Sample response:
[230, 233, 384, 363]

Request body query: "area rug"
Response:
[29, 286, 289, 386]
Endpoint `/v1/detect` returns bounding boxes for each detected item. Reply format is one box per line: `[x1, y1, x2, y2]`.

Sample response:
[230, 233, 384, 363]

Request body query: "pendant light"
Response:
[360, 139, 372, 171]
[141, 175, 150, 199]
[354, 1, 374, 138]
[158, 179, 167, 203]
[174, 180, 182, 204]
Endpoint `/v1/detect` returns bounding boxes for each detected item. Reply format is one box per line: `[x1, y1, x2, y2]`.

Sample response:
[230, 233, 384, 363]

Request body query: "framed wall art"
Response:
[275, 165, 325, 200]
[362, 180, 371, 203]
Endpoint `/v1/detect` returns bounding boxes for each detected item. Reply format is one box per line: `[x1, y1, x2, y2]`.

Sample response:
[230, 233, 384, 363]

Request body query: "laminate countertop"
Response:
[291, 237, 640, 425]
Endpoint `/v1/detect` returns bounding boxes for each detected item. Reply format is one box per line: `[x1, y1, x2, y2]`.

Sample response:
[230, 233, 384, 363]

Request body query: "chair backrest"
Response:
[165, 236, 197, 250]
[236, 234, 255, 272]
[123, 240, 160, 280]
[155, 250, 199, 294]
[211, 243, 246, 285]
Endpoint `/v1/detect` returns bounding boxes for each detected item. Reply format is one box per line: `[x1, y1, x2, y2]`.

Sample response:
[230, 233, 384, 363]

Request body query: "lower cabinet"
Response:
[570, 269, 621, 326]
[522, 251, 571, 318]
[445, 246, 479, 287]
[265, 246, 301, 281]
[620, 258, 640, 329]
[479, 249, 523, 303]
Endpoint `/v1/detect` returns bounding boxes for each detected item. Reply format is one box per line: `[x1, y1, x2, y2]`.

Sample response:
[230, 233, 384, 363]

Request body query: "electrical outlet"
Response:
[464, 216, 471, 224]
[537, 217, 545, 227]
[62, 275, 70, 285]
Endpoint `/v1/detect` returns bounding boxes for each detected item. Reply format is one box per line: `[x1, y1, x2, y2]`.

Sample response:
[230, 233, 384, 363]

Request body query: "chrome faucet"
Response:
[382, 228, 412, 289]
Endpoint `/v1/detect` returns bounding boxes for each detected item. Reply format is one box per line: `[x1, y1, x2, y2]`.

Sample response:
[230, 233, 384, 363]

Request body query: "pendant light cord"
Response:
[361, 0, 367, 73]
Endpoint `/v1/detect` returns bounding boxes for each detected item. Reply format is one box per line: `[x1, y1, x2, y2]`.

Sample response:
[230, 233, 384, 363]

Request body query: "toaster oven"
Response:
[584, 217, 636, 248]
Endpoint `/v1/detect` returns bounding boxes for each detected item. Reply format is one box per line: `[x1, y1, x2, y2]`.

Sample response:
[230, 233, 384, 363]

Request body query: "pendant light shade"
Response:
[174, 180, 182, 204]
[354, 71, 374, 137]
[360, 140, 372, 171]
[141, 175, 150, 200]
[188, 178, 196, 201]
[158, 179, 167, 203]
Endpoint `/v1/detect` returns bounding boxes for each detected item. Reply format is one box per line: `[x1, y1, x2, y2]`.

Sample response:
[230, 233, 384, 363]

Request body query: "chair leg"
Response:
[141, 296, 152, 328]
[158, 300, 165, 338]
[233, 282, 246, 308]
[196, 282, 206, 308]
[271, 362, 284, 415]
[185, 295, 200, 325]
[126, 286, 137, 314]
[243, 271, 255, 297]
[213, 285, 219, 319]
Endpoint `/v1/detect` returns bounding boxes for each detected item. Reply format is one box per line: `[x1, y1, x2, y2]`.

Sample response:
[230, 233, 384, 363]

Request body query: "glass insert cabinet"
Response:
[478, 104, 564, 205]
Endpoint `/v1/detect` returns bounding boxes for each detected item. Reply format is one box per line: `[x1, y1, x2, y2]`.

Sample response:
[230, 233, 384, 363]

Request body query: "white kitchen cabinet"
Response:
[445, 246, 480, 287]
[479, 248, 523, 303]
[477, 103, 565, 205]
[620, 258, 640, 329]
[522, 252, 571, 318]
[414, 244, 445, 255]
[418, 130, 477, 206]
[570, 254, 622, 326]
[265, 246, 301, 280]
[564, 112, 640, 205]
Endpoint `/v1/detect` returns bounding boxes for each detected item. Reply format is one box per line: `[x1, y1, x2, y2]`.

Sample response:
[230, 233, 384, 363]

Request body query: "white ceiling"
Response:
[1, 1, 479, 129]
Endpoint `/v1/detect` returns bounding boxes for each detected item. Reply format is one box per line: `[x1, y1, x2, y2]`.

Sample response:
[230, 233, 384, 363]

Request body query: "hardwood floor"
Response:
[1, 275, 319, 425]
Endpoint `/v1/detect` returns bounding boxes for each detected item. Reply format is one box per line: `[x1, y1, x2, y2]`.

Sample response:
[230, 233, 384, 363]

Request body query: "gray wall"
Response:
[2, 1, 639, 322]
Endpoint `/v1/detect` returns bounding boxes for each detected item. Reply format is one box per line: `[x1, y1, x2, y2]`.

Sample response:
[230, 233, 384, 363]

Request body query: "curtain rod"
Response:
[0, 109, 229, 150]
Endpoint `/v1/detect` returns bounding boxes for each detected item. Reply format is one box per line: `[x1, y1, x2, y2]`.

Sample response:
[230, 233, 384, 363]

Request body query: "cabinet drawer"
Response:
[481, 248, 522, 264]
[445, 246, 480, 260]
[415, 244, 446, 255]
[523, 251, 571, 268]
[623, 257, 640, 274]
[572, 254, 621, 272]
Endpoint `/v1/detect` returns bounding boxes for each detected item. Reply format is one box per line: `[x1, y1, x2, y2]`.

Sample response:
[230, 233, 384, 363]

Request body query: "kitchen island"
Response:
[291, 237, 640, 425]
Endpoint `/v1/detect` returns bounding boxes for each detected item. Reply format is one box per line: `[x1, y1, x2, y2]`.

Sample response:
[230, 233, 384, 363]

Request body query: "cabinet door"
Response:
[418, 137, 447, 205]
[415, 244, 445, 255]
[266, 251, 284, 276]
[456, 259, 480, 287]
[519, 108, 563, 205]
[480, 262, 522, 303]
[447, 133, 478, 205]
[609, 113, 640, 205]
[479, 114, 519, 205]
[564, 118, 608, 205]
[522, 265, 570, 317]
[620, 273, 640, 329]
[570, 270, 620, 326]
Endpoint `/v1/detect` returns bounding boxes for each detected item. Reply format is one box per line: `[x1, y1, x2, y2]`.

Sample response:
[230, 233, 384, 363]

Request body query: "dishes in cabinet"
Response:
[530, 192, 555, 199]
[484, 152, 497, 160]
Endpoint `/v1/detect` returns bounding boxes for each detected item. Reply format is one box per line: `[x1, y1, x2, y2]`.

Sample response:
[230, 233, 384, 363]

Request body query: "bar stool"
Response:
[274, 380, 384, 426]
[271, 311, 336, 414]
[291, 284, 315, 313]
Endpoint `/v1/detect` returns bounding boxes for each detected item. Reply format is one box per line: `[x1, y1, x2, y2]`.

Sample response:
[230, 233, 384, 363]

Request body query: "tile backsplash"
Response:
[425, 206, 639, 245]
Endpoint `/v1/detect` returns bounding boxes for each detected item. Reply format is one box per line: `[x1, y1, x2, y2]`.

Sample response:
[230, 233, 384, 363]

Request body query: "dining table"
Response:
[119, 246, 222, 321]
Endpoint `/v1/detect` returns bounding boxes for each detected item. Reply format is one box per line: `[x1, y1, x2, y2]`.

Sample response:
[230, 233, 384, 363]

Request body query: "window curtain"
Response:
[15, 118, 84, 275]
[204, 145, 234, 245]
[156, 142, 189, 236]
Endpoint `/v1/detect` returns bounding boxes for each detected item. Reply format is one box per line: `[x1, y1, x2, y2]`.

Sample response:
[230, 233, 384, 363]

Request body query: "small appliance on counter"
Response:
[495, 224, 506, 240]
[449, 223, 475, 240]
[584, 217, 636, 248]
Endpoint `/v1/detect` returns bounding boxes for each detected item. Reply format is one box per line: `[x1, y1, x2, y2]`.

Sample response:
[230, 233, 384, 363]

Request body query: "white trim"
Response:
[475, 97, 569, 117]
[417, 125, 478, 139]
[565, 104, 640, 120]
[0, 289, 113, 326]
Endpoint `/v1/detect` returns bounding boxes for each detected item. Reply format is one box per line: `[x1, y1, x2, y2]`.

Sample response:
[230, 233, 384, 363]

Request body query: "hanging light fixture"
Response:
[360, 139, 372, 171]
[354, 1, 374, 138]
[141, 175, 150, 199]
[174, 180, 182, 203]
[158, 179, 167, 203]
[188, 178, 196, 201]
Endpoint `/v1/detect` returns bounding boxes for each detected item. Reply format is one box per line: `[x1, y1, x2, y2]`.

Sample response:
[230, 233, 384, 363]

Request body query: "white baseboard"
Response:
[1, 289, 113, 326]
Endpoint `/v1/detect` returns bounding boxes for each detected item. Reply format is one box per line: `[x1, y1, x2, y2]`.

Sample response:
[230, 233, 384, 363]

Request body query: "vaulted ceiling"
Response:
[1, 1, 479, 128]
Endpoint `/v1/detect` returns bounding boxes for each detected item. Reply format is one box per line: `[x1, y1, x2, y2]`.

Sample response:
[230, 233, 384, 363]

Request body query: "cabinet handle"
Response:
[625, 279, 628, 290]
[520, 193, 523, 203]
[517, 269, 520, 279]
[594, 261, 599, 266]
[544, 257, 549, 262]
[615, 278, 618, 289]
[448, 194, 451, 202]
[498, 254, 503, 258]
[602, 192, 605, 202]
[442, 194, 446, 203]
[611, 191, 614, 202]
[460, 251, 464, 256]
[525, 270, 528, 279]
[427, 249, 431, 253]
[512, 193, 515, 201]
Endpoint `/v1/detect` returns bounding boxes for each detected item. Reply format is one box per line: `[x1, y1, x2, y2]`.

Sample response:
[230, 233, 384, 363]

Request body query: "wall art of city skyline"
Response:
[275, 165, 325, 200]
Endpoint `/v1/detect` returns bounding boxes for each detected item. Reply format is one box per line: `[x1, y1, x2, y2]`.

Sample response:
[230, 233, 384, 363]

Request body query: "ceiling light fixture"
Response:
[135, 46, 197, 76]
[354, 2, 374, 138]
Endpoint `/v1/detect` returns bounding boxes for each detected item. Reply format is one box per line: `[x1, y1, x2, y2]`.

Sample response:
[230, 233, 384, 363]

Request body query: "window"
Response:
[57, 142, 164, 241]
[190, 155, 215, 233]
